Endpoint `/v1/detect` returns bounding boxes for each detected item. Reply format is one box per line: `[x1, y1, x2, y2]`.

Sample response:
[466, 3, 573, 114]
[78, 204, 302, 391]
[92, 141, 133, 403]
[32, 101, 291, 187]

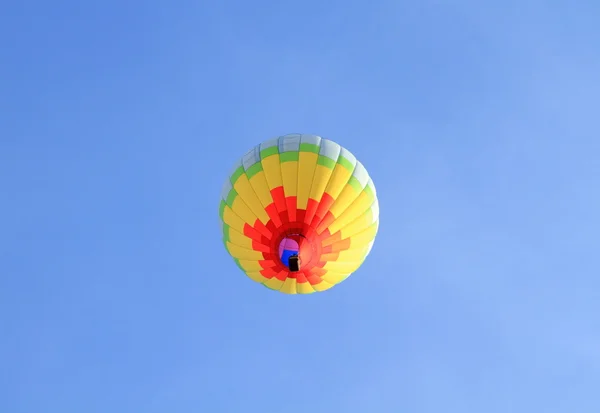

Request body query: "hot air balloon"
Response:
[219, 134, 379, 294]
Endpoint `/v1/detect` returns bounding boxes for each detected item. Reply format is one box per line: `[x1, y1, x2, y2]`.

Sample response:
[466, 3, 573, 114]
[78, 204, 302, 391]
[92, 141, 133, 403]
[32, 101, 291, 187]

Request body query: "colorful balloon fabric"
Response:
[219, 134, 379, 294]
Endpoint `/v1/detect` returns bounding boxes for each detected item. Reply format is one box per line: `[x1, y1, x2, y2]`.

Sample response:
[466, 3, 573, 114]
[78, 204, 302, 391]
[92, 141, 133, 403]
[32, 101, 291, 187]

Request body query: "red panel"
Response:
[259, 259, 276, 269]
[265, 219, 277, 235]
[239, 187, 348, 285]
[319, 228, 331, 239]
[264, 203, 282, 227]
[295, 209, 306, 226]
[295, 272, 308, 284]
[316, 211, 335, 234]
[321, 231, 341, 247]
[286, 196, 297, 222]
[329, 238, 351, 253]
[305, 273, 322, 285]
[253, 220, 273, 239]
[274, 270, 288, 282]
[271, 187, 287, 213]
[312, 193, 335, 226]
[260, 267, 277, 278]
[310, 267, 327, 277]
[279, 210, 289, 225]
[304, 198, 320, 225]
[262, 252, 277, 263]
[251, 241, 271, 253]
[243, 223, 263, 242]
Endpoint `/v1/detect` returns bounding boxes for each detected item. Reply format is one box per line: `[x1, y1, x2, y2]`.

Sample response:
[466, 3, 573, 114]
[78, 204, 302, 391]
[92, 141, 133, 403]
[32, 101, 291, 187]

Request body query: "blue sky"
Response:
[2, 0, 599, 412]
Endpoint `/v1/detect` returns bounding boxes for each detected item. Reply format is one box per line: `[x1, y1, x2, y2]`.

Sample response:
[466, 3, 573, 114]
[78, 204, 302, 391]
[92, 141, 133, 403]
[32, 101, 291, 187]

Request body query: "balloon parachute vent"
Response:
[288, 255, 300, 272]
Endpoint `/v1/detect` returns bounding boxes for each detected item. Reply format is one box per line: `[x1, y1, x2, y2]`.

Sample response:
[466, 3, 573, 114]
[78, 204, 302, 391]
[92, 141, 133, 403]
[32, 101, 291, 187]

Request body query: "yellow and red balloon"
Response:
[219, 134, 379, 294]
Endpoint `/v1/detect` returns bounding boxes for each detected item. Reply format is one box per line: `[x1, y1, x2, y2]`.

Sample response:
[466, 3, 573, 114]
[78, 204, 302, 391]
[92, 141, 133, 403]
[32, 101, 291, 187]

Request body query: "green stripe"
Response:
[219, 200, 226, 219]
[222, 224, 231, 243]
[246, 162, 263, 179]
[226, 188, 238, 205]
[230, 166, 245, 184]
[300, 143, 320, 154]
[348, 176, 363, 192]
[233, 258, 244, 271]
[317, 155, 336, 169]
[279, 151, 299, 163]
[337, 155, 354, 171]
[260, 146, 279, 159]
[364, 184, 375, 201]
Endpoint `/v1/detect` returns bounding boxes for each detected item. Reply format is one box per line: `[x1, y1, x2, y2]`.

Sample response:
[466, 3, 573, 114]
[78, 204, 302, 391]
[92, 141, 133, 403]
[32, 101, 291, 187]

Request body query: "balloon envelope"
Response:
[219, 134, 379, 294]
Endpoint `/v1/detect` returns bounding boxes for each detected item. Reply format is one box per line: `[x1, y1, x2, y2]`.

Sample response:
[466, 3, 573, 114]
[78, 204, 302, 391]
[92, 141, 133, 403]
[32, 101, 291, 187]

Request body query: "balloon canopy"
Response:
[219, 134, 379, 294]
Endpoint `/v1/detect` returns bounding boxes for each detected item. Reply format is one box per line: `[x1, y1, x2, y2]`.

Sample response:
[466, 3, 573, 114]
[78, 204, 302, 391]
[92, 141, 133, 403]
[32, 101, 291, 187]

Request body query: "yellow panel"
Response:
[248, 171, 274, 207]
[281, 161, 298, 197]
[225, 242, 264, 260]
[321, 252, 343, 262]
[222, 207, 247, 234]
[309, 164, 334, 201]
[279, 277, 298, 294]
[246, 271, 269, 283]
[264, 277, 285, 290]
[322, 260, 362, 273]
[227, 228, 252, 249]
[261, 155, 283, 190]
[233, 175, 270, 224]
[237, 260, 265, 272]
[329, 185, 362, 218]
[296, 281, 316, 294]
[230, 197, 258, 226]
[321, 271, 350, 284]
[335, 247, 369, 263]
[297, 152, 318, 209]
[339, 211, 373, 240]
[349, 222, 379, 249]
[311, 279, 335, 292]
[324, 164, 352, 200]
[328, 191, 373, 233]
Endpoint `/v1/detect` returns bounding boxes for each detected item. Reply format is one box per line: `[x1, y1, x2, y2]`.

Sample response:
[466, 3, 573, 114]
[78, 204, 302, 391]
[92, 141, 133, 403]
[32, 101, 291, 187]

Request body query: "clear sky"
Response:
[2, 0, 599, 412]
